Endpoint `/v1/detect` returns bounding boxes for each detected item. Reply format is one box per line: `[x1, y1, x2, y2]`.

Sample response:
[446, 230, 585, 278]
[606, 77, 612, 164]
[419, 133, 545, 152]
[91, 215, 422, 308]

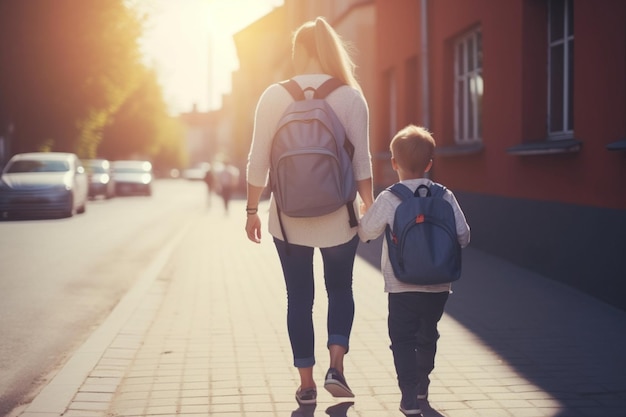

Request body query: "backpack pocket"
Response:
[386, 200, 462, 285]
[398, 217, 460, 282]
[276, 147, 344, 217]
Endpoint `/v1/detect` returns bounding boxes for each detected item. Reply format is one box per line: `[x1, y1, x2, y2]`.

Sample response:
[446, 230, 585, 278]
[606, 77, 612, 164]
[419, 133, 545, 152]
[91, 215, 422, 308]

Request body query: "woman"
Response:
[245, 17, 373, 405]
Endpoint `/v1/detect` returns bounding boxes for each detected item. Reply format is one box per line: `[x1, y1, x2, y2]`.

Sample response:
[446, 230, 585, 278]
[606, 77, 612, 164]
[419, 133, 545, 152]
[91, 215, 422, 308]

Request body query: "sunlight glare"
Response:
[135, 0, 283, 114]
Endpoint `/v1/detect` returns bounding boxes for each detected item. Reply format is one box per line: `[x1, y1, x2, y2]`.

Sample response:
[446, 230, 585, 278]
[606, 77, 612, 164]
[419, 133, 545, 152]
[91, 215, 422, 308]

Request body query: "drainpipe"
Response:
[420, 0, 430, 128]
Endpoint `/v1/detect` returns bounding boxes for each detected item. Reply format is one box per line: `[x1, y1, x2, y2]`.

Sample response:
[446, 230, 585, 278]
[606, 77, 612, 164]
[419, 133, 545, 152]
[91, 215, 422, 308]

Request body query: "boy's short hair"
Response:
[390, 124, 435, 174]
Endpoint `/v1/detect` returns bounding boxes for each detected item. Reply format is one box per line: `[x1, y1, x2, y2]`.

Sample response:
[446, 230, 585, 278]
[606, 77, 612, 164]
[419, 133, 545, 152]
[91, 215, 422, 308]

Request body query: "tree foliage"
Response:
[100, 67, 187, 169]
[0, 0, 186, 170]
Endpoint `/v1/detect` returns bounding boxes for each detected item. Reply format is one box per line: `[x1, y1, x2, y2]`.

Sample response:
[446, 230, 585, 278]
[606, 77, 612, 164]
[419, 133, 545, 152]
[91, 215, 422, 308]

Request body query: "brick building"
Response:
[374, 0, 626, 310]
[227, 0, 625, 310]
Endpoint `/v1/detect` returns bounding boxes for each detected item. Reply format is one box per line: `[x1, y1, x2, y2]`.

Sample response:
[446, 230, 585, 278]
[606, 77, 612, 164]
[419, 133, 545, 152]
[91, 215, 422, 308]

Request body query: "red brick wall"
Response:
[375, 0, 626, 209]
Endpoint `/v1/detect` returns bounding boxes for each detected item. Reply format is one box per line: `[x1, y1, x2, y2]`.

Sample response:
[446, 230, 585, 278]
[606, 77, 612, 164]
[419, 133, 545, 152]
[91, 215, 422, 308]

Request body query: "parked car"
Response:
[0, 152, 88, 218]
[85, 158, 115, 199]
[111, 160, 153, 196]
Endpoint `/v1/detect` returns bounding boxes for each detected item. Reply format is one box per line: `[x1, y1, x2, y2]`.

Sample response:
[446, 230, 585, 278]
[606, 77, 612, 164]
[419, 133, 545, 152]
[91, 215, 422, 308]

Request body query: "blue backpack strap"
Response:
[387, 183, 415, 201]
[428, 182, 447, 198]
[314, 77, 344, 99]
[389, 182, 447, 199]
[279, 79, 305, 101]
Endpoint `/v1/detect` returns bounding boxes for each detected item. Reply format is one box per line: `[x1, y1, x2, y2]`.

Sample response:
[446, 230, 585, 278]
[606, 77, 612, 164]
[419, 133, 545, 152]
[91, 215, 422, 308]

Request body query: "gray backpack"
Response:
[270, 78, 358, 244]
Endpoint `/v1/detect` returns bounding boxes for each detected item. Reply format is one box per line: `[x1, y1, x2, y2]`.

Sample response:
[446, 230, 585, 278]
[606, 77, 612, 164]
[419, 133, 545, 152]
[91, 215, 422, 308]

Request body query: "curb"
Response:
[15, 220, 193, 417]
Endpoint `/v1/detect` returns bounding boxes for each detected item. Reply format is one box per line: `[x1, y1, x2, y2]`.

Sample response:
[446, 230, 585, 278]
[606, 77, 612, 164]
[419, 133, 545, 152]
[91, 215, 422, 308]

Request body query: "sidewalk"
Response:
[15, 199, 626, 417]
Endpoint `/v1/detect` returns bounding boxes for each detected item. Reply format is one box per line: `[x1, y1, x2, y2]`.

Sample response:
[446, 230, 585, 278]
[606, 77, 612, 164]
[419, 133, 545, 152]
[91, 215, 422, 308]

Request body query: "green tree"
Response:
[0, 0, 144, 157]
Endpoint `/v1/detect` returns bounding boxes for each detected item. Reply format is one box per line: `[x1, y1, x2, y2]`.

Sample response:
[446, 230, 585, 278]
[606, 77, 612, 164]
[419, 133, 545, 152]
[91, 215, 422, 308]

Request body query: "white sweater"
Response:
[247, 74, 372, 248]
[358, 178, 471, 293]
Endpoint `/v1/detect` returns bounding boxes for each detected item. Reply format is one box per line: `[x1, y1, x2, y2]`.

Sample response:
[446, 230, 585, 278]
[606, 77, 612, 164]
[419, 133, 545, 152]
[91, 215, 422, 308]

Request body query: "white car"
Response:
[0, 152, 88, 218]
[111, 160, 153, 196]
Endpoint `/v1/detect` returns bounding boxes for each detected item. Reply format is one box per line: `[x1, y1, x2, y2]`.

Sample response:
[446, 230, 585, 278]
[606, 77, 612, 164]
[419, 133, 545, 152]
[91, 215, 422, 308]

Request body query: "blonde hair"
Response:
[390, 124, 435, 175]
[292, 17, 362, 92]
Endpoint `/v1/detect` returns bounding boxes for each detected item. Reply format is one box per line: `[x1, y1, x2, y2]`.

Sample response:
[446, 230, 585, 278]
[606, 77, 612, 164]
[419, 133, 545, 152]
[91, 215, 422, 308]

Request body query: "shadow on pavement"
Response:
[289, 400, 445, 416]
[290, 401, 356, 417]
[356, 237, 626, 417]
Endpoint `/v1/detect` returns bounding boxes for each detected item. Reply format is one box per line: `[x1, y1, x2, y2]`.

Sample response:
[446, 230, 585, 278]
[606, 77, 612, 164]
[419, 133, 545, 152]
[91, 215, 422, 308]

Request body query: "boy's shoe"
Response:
[399, 397, 422, 416]
[324, 368, 355, 397]
[295, 387, 317, 405]
[400, 387, 422, 416]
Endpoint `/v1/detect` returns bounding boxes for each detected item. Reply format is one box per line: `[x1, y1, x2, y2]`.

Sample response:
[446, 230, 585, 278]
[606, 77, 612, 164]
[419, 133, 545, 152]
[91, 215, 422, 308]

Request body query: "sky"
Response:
[134, 0, 283, 115]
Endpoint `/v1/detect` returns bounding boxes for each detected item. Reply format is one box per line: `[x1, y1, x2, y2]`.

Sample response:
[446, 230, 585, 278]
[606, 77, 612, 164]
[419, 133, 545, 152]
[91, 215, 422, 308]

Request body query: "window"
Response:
[548, 0, 574, 138]
[454, 28, 483, 145]
[506, 0, 581, 155]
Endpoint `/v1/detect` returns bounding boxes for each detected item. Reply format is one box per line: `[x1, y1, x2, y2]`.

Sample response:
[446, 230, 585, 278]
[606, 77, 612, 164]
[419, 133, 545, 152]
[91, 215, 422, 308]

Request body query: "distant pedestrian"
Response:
[358, 125, 470, 416]
[216, 162, 239, 213]
[245, 17, 374, 406]
[203, 163, 213, 206]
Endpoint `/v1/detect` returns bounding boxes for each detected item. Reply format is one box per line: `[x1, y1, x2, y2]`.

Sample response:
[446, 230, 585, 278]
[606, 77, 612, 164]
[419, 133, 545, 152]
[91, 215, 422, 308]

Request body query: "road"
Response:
[0, 179, 210, 416]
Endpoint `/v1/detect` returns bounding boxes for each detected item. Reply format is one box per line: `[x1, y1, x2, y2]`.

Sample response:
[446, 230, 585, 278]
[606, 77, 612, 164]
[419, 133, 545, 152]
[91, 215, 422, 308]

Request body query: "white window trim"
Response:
[548, 0, 574, 139]
[454, 28, 483, 145]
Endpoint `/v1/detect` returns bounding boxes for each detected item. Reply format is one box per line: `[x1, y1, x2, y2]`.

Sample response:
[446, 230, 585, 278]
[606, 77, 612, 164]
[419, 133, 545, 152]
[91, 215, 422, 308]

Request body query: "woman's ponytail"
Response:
[294, 17, 362, 93]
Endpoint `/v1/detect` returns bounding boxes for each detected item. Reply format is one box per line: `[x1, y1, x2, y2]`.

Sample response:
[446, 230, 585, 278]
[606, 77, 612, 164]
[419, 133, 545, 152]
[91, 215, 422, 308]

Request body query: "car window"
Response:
[90, 165, 107, 173]
[113, 163, 151, 173]
[6, 160, 70, 173]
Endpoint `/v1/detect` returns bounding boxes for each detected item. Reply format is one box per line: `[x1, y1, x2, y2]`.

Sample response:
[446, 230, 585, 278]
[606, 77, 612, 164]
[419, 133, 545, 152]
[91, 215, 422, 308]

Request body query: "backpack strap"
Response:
[279, 79, 305, 101]
[427, 182, 447, 198]
[281, 77, 344, 101]
[387, 183, 415, 201]
[389, 182, 447, 199]
[314, 77, 345, 99]
[276, 205, 291, 255]
[414, 184, 431, 197]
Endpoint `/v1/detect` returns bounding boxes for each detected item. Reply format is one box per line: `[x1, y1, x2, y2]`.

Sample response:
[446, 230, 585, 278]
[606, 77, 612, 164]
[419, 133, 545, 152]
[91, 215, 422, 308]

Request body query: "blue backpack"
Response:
[270, 78, 358, 245]
[385, 182, 461, 285]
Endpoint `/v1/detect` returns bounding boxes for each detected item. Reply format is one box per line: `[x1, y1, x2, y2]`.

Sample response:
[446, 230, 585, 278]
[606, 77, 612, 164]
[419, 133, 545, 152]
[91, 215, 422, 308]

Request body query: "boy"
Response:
[358, 124, 470, 416]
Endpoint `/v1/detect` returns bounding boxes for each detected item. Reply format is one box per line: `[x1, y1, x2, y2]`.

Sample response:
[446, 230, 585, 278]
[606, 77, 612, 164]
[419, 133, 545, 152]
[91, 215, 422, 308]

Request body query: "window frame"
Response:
[547, 0, 574, 140]
[453, 27, 483, 145]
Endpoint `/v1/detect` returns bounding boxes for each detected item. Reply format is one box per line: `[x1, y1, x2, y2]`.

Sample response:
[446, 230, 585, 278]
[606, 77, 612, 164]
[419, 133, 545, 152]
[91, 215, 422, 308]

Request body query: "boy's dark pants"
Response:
[388, 291, 449, 394]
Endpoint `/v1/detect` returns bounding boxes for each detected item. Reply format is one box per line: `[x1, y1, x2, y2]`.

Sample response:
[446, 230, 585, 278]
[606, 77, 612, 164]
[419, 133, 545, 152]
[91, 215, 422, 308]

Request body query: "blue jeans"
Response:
[388, 291, 449, 391]
[273, 235, 359, 368]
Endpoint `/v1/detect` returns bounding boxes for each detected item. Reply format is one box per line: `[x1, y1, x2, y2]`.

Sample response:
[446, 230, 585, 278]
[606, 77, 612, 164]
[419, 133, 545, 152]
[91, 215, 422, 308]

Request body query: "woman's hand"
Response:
[359, 200, 368, 216]
[357, 177, 374, 214]
[245, 183, 265, 243]
[245, 213, 262, 243]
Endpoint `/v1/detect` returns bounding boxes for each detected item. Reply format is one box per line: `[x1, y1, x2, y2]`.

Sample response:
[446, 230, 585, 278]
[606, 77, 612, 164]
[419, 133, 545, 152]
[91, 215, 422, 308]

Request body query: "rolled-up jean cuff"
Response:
[328, 334, 350, 353]
[294, 356, 315, 368]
